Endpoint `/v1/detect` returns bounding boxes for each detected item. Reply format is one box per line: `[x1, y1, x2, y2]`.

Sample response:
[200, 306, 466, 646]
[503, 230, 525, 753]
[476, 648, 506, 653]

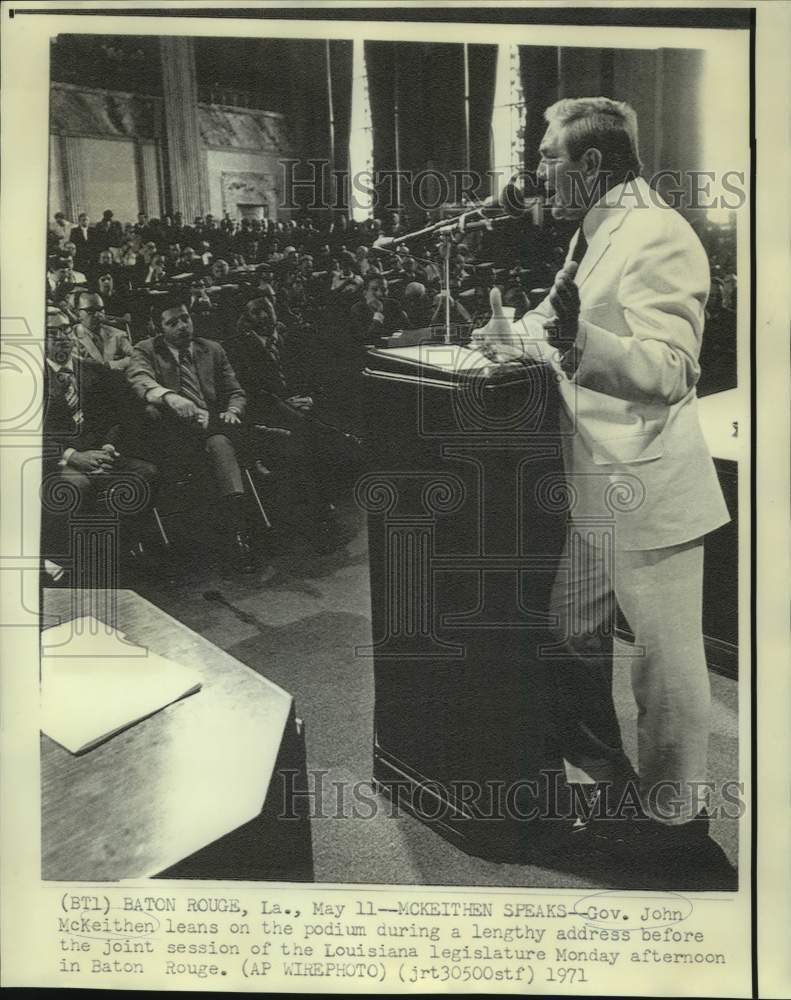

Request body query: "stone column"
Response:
[134, 140, 163, 218]
[159, 36, 209, 219]
[61, 135, 86, 219]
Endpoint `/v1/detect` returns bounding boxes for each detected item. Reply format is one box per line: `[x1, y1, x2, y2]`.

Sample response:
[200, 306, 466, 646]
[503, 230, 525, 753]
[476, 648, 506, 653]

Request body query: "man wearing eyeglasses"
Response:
[72, 290, 134, 372]
[41, 307, 157, 585]
[74, 291, 133, 371]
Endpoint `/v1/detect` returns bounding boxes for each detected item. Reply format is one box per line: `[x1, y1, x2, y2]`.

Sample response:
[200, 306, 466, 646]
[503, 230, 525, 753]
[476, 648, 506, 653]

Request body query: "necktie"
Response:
[56, 368, 83, 429]
[178, 348, 207, 409]
[255, 333, 287, 395]
[571, 227, 588, 267]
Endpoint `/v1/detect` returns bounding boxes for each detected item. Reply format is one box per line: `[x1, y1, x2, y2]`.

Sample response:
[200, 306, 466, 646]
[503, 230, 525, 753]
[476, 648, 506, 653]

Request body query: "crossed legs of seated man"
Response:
[252, 394, 340, 533]
[41, 452, 158, 585]
[545, 529, 733, 883]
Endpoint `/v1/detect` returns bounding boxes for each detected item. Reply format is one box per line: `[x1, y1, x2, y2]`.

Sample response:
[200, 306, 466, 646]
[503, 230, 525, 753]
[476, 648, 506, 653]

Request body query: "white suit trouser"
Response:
[548, 529, 711, 825]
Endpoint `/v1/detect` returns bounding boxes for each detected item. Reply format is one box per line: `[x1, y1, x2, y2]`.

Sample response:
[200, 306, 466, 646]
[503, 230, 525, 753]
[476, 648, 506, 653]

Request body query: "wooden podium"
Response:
[360, 343, 568, 860]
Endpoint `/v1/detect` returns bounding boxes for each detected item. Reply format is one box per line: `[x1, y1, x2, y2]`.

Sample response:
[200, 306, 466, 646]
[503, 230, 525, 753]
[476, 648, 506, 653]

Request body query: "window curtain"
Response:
[467, 44, 497, 199]
[364, 41, 398, 212]
[328, 39, 353, 206]
[518, 46, 560, 181]
[365, 41, 498, 215]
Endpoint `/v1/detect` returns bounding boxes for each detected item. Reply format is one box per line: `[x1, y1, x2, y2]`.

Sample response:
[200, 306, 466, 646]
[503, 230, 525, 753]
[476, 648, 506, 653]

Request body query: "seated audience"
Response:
[126, 296, 259, 572]
[41, 307, 157, 585]
[44, 201, 736, 576]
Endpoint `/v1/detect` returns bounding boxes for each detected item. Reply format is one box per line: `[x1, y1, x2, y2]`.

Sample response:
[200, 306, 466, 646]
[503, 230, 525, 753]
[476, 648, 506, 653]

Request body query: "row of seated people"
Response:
[47, 239, 541, 346]
[42, 215, 597, 533]
[48, 208, 412, 273]
[42, 293, 354, 587]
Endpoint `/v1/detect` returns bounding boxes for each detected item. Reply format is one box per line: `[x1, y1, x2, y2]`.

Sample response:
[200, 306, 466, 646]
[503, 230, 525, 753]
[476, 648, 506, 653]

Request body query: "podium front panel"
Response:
[360, 346, 568, 858]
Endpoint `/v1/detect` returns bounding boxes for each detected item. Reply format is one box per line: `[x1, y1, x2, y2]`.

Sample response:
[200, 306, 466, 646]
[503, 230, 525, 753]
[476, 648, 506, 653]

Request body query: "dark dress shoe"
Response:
[627, 810, 737, 890]
[582, 808, 738, 891]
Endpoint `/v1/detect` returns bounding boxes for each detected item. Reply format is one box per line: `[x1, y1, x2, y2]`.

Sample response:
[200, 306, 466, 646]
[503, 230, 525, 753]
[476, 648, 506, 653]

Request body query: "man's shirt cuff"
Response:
[146, 386, 172, 404]
[559, 322, 588, 379]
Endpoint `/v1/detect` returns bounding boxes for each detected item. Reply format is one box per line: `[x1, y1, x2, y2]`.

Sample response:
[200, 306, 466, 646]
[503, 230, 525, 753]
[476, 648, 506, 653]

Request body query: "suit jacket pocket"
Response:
[590, 429, 665, 465]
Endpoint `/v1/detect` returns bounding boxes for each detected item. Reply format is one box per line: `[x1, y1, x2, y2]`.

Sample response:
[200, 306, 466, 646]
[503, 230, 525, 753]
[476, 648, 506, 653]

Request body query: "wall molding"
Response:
[220, 171, 278, 218]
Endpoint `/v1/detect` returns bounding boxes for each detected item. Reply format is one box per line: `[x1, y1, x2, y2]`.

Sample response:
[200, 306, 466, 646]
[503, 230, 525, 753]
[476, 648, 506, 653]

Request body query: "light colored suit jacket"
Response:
[514, 177, 729, 551]
[73, 322, 134, 372]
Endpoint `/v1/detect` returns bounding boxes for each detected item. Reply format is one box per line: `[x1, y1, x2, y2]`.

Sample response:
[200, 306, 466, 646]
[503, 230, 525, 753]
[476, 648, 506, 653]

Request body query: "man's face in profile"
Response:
[537, 122, 589, 221]
[159, 305, 194, 350]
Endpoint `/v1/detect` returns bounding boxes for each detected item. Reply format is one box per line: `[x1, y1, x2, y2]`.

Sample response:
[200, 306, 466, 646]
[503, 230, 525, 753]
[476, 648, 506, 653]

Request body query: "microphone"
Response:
[372, 234, 401, 250]
[480, 172, 544, 217]
[482, 179, 529, 217]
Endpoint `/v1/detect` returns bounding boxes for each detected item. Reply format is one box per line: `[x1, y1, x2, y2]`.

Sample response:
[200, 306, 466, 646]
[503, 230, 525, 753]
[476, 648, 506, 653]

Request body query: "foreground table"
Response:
[41, 589, 313, 882]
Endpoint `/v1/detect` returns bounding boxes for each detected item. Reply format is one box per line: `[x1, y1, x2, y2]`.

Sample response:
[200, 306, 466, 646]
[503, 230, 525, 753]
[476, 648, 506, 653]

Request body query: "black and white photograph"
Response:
[1, 2, 788, 997]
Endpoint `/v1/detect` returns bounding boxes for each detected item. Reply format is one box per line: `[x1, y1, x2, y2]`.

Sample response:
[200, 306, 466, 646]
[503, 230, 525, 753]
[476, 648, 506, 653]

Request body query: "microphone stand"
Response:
[374, 208, 487, 346]
[442, 231, 452, 344]
[372, 202, 534, 346]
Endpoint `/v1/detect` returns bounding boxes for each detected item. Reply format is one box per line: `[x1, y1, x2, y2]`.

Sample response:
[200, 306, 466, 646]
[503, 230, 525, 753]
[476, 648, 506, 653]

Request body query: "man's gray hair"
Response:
[545, 97, 643, 180]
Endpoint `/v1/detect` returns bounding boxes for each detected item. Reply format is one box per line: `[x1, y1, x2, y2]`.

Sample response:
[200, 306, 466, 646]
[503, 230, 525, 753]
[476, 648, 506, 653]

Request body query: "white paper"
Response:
[41, 629, 202, 754]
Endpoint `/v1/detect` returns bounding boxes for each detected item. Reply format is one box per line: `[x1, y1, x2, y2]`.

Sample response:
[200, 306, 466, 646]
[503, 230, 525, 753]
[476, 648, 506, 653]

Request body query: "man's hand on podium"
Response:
[469, 287, 527, 363]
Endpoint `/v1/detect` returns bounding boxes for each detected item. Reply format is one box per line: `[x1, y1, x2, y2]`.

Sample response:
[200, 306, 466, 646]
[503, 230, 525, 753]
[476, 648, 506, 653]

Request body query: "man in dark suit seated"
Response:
[223, 296, 346, 543]
[126, 295, 259, 572]
[41, 307, 158, 586]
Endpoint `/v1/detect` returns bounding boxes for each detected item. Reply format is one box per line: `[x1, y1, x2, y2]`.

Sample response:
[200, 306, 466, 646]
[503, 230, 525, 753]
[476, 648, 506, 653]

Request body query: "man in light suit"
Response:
[72, 290, 134, 372]
[126, 296, 258, 572]
[474, 98, 733, 885]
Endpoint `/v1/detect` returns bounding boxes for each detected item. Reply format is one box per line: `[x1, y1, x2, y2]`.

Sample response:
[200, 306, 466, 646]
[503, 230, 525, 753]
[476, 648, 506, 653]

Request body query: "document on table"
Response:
[379, 342, 500, 372]
[40, 618, 202, 754]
